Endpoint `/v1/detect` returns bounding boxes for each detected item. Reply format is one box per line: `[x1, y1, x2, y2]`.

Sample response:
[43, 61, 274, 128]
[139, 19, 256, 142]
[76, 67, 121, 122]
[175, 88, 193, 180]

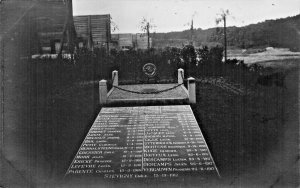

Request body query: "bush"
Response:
[30, 45, 274, 87]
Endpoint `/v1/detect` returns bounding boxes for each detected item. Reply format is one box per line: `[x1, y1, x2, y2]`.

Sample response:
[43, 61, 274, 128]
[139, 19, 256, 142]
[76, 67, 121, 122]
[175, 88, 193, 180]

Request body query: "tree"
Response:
[139, 17, 155, 49]
[182, 12, 197, 45]
[110, 17, 119, 33]
[216, 9, 230, 63]
[184, 19, 194, 45]
[181, 45, 196, 77]
[108, 17, 119, 54]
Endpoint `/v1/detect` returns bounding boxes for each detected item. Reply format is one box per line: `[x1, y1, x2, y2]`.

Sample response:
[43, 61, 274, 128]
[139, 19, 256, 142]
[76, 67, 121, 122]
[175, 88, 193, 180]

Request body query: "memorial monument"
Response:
[65, 106, 219, 185]
[65, 68, 220, 186]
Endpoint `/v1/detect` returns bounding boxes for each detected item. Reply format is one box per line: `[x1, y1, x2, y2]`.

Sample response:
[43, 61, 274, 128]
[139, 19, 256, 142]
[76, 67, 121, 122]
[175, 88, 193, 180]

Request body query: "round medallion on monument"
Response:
[142, 63, 157, 78]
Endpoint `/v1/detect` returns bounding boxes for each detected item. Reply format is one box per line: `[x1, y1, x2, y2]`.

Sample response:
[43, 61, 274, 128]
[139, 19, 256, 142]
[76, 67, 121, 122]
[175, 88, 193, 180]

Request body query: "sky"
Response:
[73, 0, 300, 33]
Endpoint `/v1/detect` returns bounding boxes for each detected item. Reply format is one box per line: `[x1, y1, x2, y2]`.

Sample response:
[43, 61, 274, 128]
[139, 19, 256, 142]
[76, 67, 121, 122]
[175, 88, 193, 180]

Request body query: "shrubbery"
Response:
[30, 45, 271, 87]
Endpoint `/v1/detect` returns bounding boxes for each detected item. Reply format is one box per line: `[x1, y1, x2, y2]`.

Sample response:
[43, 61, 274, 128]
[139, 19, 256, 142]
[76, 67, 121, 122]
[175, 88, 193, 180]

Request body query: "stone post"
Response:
[178, 68, 184, 84]
[188, 77, 196, 104]
[99, 80, 107, 105]
[112, 70, 118, 86]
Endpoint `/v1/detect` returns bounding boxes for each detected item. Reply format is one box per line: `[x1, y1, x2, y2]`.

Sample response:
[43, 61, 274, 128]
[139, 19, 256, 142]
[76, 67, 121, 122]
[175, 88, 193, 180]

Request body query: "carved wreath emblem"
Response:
[142, 63, 157, 77]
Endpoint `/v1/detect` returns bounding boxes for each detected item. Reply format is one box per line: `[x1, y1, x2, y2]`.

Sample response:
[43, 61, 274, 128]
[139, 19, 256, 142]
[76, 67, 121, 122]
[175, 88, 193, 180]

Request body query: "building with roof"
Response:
[28, 0, 77, 54]
[73, 14, 111, 50]
[111, 33, 152, 50]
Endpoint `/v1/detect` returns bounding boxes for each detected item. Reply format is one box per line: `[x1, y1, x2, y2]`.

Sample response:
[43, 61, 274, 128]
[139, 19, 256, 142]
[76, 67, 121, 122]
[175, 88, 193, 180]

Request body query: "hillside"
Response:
[153, 14, 300, 51]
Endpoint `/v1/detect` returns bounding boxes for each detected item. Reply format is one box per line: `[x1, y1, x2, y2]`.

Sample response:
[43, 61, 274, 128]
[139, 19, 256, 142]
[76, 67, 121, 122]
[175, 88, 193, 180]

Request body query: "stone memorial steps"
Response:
[99, 69, 196, 106]
[106, 84, 189, 106]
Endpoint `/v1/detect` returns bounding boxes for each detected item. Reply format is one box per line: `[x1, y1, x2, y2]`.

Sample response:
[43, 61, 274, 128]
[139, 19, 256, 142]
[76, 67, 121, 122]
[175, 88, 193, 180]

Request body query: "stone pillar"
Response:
[178, 68, 184, 84]
[99, 80, 107, 105]
[112, 70, 118, 86]
[188, 77, 196, 104]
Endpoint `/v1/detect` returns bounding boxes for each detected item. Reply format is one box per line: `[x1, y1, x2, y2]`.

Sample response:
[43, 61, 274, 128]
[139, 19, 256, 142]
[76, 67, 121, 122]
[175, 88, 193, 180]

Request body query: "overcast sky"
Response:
[73, 0, 300, 33]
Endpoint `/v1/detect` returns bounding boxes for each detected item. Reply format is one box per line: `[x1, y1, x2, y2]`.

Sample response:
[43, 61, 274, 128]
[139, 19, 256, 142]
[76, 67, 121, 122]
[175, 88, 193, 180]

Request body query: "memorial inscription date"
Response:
[66, 106, 219, 180]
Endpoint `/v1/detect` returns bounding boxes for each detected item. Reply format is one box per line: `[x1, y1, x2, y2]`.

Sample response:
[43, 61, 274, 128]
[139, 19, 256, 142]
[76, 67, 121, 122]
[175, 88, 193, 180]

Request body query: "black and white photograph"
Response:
[0, 0, 299, 187]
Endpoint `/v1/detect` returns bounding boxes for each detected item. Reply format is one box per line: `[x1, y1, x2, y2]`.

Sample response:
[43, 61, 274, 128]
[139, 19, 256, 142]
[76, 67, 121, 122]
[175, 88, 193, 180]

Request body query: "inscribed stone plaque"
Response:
[65, 105, 219, 181]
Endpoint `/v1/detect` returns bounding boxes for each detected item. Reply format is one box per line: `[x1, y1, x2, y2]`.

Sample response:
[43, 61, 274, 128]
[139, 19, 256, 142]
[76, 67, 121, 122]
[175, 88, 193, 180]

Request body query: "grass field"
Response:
[3, 57, 299, 187]
[228, 48, 300, 69]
